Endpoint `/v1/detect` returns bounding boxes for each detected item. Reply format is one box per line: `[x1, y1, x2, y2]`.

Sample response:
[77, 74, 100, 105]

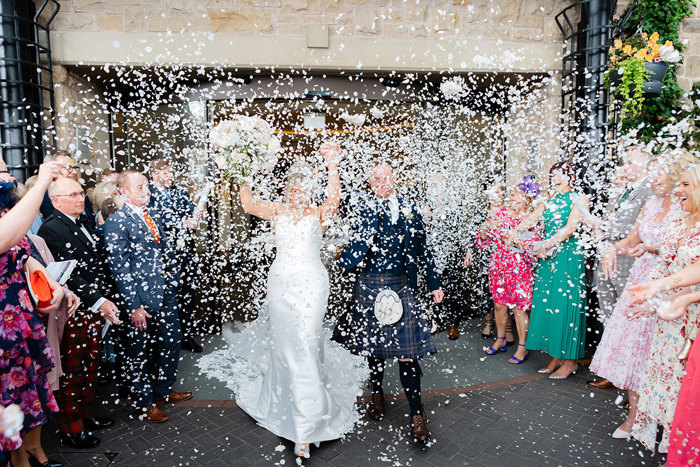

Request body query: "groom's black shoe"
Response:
[367, 394, 385, 420]
[181, 337, 203, 353]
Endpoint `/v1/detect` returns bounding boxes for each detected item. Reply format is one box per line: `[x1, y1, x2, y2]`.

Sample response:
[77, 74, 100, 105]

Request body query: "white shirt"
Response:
[62, 212, 104, 312]
[125, 202, 161, 237]
[377, 195, 400, 225]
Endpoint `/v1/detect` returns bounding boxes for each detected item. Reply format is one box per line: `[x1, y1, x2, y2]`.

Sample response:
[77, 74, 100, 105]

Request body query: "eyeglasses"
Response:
[61, 164, 79, 172]
[52, 191, 86, 200]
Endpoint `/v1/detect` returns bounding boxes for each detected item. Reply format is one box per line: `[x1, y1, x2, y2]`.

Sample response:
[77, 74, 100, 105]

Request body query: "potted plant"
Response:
[605, 32, 682, 117]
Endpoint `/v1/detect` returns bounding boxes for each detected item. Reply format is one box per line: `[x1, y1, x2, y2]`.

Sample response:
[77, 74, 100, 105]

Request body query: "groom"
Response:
[334, 162, 443, 445]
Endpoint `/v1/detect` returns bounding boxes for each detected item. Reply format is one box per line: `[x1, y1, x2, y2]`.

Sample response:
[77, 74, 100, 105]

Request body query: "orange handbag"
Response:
[29, 270, 53, 309]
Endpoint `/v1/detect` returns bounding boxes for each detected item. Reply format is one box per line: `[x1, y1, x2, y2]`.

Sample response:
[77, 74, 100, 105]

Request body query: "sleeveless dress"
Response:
[0, 238, 59, 451]
[476, 207, 542, 311]
[526, 192, 587, 359]
[198, 215, 367, 443]
[633, 216, 700, 452]
[589, 197, 681, 392]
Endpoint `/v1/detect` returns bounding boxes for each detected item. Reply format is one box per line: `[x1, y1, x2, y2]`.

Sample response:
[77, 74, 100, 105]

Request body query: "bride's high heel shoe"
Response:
[294, 443, 310, 458]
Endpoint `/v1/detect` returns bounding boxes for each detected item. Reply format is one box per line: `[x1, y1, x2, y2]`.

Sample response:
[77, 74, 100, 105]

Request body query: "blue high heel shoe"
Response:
[508, 344, 529, 364]
[485, 337, 507, 355]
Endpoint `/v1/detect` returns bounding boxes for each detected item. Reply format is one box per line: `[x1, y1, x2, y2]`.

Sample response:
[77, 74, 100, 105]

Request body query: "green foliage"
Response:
[619, 0, 696, 141]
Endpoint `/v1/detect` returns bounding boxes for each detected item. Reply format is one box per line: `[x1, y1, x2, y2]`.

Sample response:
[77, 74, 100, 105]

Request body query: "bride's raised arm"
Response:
[318, 142, 341, 228]
[239, 184, 284, 220]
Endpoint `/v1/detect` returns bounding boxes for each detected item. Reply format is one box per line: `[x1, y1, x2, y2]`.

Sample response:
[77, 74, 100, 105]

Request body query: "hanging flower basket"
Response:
[609, 61, 669, 95]
[605, 32, 681, 117]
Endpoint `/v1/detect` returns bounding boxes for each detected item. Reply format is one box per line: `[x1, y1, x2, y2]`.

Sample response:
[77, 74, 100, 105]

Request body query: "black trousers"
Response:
[433, 267, 464, 327]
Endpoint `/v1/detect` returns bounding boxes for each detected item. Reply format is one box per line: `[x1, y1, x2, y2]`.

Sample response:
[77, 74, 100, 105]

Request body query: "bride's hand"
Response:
[320, 142, 340, 163]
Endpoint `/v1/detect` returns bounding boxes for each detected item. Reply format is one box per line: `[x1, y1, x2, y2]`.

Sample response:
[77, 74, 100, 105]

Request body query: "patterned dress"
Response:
[477, 208, 542, 311]
[668, 337, 700, 466]
[632, 216, 700, 452]
[526, 192, 587, 359]
[590, 197, 681, 392]
[0, 238, 59, 451]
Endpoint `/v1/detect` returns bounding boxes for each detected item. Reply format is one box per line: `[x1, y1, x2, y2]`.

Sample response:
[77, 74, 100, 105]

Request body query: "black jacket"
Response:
[37, 209, 116, 309]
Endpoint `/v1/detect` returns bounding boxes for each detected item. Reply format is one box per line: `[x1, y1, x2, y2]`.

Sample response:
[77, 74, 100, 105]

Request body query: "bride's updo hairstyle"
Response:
[284, 161, 316, 205]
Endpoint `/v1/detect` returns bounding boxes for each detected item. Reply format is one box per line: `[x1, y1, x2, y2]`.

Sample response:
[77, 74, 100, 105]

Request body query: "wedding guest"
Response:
[40, 151, 95, 227]
[91, 181, 118, 225]
[588, 153, 690, 439]
[479, 178, 542, 363]
[148, 159, 204, 353]
[21, 176, 44, 234]
[513, 161, 588, 379]
[0, 161, 64, 467]
[588, 148, 653, 390]
[104, 171, 192, 423]
[465, 183, 510, 340]
[422, 174, 467, 339]
[626, 153, 700, 454]
[38, 177, 122, 449]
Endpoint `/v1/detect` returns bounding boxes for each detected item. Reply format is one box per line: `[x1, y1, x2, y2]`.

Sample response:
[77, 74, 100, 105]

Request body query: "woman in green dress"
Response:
[509, 161, 588, 379]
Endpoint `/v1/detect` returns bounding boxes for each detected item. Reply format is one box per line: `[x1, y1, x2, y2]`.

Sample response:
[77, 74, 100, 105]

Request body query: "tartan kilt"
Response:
[333, 272, 436, 360]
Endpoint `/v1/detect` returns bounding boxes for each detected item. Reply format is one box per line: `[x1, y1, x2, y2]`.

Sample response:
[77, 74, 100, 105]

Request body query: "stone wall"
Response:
[42, 0, 568, 43]
[52, 65, 112, 178]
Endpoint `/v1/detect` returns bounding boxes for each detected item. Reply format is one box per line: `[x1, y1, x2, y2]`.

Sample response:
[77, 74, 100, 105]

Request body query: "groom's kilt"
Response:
[333, 272, 436, 360]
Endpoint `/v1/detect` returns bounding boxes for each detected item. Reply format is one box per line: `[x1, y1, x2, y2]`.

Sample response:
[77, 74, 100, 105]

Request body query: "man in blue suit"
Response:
[333, 162, 443, 446]
[104, 171, 193, 423]
[148, 159, 203, 353]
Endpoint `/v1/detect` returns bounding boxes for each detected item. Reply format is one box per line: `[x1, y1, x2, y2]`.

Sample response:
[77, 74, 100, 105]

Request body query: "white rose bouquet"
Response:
[209, 115, 281, 184]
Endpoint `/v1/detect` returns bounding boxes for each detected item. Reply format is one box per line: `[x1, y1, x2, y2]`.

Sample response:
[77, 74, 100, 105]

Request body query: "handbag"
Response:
[27, 269, 54, 309]
[678, 320, 697, 362]
[374, 289, 404, 325]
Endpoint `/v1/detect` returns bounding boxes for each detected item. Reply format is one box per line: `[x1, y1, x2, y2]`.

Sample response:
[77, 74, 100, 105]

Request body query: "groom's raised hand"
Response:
[432, 289, 444, 304]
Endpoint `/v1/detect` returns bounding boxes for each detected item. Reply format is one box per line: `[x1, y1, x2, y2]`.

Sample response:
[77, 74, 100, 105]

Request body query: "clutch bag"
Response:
[28, 270, 53, 309]
[374, 289, 403, 325]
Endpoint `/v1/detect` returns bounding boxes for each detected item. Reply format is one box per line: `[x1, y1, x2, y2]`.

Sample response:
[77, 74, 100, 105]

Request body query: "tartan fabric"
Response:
[53, 311, 103, 435]
[333, 273, 436, 360]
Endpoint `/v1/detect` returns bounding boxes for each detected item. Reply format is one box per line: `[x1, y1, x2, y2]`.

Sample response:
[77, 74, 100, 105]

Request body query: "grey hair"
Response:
[43, 150, 73, 163]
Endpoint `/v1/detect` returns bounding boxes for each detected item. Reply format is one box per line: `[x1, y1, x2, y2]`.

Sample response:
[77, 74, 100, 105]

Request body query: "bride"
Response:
[198, 142, 366, 458]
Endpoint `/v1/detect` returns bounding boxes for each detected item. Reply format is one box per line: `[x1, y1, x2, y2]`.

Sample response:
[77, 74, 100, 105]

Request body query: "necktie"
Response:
[142, 208, 160, 243]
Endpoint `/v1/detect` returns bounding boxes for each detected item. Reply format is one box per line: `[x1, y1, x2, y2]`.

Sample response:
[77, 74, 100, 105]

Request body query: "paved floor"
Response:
[42, 320, 667, 466]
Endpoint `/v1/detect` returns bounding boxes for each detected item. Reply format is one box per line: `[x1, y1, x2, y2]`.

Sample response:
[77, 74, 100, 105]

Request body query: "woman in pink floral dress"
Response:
[477, 178, 542, 364]
[630, 158, 700, 454]
[589, 159, 684, 440]
[0, 169, 63, 466]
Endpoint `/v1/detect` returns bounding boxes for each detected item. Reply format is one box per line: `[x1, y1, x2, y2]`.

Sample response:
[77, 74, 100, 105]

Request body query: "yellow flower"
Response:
[650, 32, 660, 44]
[623, 44, 633, 54]
[642, 32, 648, 40]
[665, 40, 673, 47]
[634, 49, 647, 60]
[614, 39, 623, 49]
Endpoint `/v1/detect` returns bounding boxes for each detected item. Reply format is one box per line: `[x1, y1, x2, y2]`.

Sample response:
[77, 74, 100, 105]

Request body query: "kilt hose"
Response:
[333, 272, 436, 360]
[53, 311, 103, 435]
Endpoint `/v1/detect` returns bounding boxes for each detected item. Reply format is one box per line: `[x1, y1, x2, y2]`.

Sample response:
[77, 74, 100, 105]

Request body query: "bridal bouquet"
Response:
[210, 115, 281, 184]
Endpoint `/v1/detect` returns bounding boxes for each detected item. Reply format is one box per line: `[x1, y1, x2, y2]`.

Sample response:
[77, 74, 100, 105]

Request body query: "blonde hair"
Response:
[284, 161, 314, 202]
[683, 151, 700, 213]
[92, 181, 118, 209]
[666, 150, 700, 185]
[24, 175, 38, 191]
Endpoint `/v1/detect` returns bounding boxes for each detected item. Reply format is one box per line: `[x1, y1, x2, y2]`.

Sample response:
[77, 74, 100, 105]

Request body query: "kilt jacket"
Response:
[338, 196, 442, 292]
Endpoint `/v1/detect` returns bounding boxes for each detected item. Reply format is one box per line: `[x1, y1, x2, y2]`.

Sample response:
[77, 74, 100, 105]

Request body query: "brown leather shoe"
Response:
[587, 378, 615, 390]
[411, 413, 432, 445]
[448, 325, 459, 341]
[367, 394, 385, 421]
[154, 391, 194, 404]
[145, 404, 168, 423]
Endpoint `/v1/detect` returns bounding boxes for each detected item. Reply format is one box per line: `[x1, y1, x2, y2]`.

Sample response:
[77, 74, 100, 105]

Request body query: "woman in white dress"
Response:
[198, 142, 366, 459]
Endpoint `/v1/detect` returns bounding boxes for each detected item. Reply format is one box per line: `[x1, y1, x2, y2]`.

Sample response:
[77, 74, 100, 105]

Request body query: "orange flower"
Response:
[650, 32, 660, 44]
[665, 40, 673, 47]
[623, 44, 633, 54]
[614, 39, 623, 49]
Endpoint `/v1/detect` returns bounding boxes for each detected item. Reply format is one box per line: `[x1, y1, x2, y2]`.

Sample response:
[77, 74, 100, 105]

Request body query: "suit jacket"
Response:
[148, 186, 195, 234]
[40, 190, 95, 228]
[339, 197, 441, 292]
[37, 209, 115, 309]
[103, 205, 180, 314]
[602, 177, 653, 245]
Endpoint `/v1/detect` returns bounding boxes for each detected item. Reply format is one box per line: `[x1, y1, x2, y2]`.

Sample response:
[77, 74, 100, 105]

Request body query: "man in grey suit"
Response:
[104, 171, 193, 423]
[588, 149, 652, 389]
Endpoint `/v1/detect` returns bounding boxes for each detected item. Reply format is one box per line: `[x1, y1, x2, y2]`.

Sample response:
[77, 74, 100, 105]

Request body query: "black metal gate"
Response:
[0, 0, 59, 182]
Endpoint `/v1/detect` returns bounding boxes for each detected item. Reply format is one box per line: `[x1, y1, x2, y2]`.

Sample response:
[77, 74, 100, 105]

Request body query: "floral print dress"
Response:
[632, 216, 700, 452]
[0, 238, 59, 451]
[477, 207, 542, 311]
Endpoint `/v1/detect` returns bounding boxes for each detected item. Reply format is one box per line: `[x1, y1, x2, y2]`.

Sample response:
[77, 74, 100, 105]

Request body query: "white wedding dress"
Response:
[198, 214, 367, 444]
